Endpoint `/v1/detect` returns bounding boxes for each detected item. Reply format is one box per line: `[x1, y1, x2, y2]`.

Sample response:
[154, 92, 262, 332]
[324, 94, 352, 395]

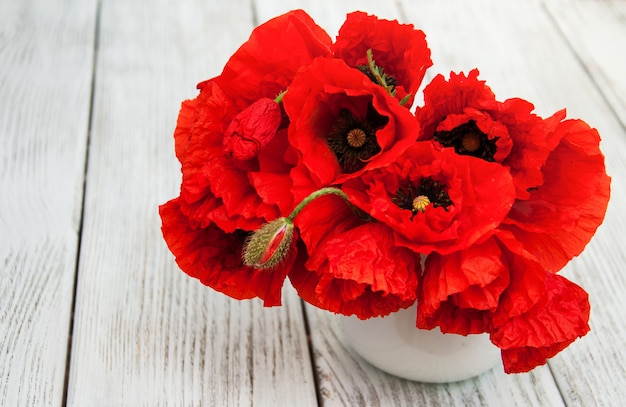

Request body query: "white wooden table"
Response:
[2, 0, 625, 405]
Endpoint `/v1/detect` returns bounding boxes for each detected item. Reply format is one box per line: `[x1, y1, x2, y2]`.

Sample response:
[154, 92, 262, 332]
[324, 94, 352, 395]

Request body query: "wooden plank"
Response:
[0, 0, 97, 405]
[543, 0, 626, 129]
[256, 1, 567, 405]
[65, 0, 316, 405]
[400, 0, 626, 405]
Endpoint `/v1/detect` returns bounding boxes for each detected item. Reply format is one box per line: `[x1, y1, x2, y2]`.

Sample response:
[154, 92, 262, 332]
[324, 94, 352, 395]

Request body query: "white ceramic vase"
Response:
[341, 303, 501, 383]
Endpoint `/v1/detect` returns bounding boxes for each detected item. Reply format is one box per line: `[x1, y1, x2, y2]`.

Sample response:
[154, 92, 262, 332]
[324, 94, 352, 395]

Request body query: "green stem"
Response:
[366, 49, 386, 88]
[366, 49, 395, 96]
[274, 90, 287, 104]
[399, 93, 413, 107]
[287, 187, 351, 222]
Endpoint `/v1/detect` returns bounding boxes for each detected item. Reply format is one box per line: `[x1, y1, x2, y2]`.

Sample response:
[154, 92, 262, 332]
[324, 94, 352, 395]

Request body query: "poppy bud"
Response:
[243, 218, 295, 269]
[223, 97, 282, 161]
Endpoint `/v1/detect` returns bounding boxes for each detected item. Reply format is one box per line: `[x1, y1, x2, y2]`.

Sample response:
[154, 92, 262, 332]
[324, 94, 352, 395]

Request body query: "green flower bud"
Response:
[243, 218, 295, 269]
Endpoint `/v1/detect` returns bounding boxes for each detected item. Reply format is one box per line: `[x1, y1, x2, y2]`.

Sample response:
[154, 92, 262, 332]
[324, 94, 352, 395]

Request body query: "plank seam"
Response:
[395, 0, 408, 23]
[250, 0, 259, 27]
[540, 0, 626, 133]
[546, 362, 568, 407]
[301, 301, 322, 407]
[61, 1, 102, 405]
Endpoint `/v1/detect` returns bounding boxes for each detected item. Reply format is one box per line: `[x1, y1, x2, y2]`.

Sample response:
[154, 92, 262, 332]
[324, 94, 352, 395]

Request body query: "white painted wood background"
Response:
[1, 0, 624, 405]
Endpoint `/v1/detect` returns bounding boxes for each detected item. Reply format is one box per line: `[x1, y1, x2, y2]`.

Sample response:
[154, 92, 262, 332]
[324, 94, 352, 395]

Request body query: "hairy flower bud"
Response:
[243, 218, 295, 269]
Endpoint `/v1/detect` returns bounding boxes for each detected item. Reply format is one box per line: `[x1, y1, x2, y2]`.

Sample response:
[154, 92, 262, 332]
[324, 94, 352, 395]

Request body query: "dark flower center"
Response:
[434, 120, 498, 162]
[327, 105, 388, 173]
[392, 177, 453, 219]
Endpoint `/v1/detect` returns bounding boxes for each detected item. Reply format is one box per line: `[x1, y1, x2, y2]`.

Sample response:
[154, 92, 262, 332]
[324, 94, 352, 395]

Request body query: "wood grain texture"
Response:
[254, 0, 400, 39]
[543, 0, 626, 129]
[0, 0, 97, 405]
[400, 0, 626, 405]
[65, 0, 316, 405]
[4, 0, 625, 405]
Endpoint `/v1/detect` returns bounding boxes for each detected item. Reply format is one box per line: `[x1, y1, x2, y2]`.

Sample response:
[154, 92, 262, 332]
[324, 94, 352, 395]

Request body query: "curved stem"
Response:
[287, 187, 351, 222]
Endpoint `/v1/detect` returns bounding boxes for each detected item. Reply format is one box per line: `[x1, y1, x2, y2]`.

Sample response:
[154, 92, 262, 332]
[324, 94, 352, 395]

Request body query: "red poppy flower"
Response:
[288, 195, 420, 319]
[159, 197, 300, 306]
[332, 11, 432, 106]
[502, 119, 611, 272]
[490, 272, 590, 373]
[216, 9, 332, 105]
[417, 69, 562, 199]
[284, 57, 421, 202]
[173, 80, 284, 232]
[342, 142, 515, 255]
[417, 231, 546, 335]
[159, 11, 605, 375]
[171, 9, 335, 232]
[417, 229, 590, 372]
[417, 69, 610, 271]
[417, 237, 509, 334]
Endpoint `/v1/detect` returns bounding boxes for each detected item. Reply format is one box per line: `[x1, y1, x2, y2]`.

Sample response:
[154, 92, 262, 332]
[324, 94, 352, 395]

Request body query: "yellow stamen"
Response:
[412, 195, 431, 213]
[346, 128, 367, 148]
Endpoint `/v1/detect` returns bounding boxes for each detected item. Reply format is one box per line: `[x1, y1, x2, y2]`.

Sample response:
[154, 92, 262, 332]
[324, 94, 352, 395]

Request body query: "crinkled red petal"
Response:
[503, 119, 611, 272]
[333, 11, 432, 106]
[290, 219, 419, 319]
[159, 197, 294, 306]
[490, 273, 590, 373]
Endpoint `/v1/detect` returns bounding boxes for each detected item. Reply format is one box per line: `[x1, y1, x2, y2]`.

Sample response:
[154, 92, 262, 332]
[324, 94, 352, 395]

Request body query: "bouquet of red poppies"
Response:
[159, 10, 610, 373]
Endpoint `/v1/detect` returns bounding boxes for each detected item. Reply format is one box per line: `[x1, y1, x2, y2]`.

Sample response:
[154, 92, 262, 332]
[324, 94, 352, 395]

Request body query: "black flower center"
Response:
[327, 105, 388, 173]
[392, 177, 453, 219]
[434, 120, 498, 162]
[357, 64, 398, 94]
